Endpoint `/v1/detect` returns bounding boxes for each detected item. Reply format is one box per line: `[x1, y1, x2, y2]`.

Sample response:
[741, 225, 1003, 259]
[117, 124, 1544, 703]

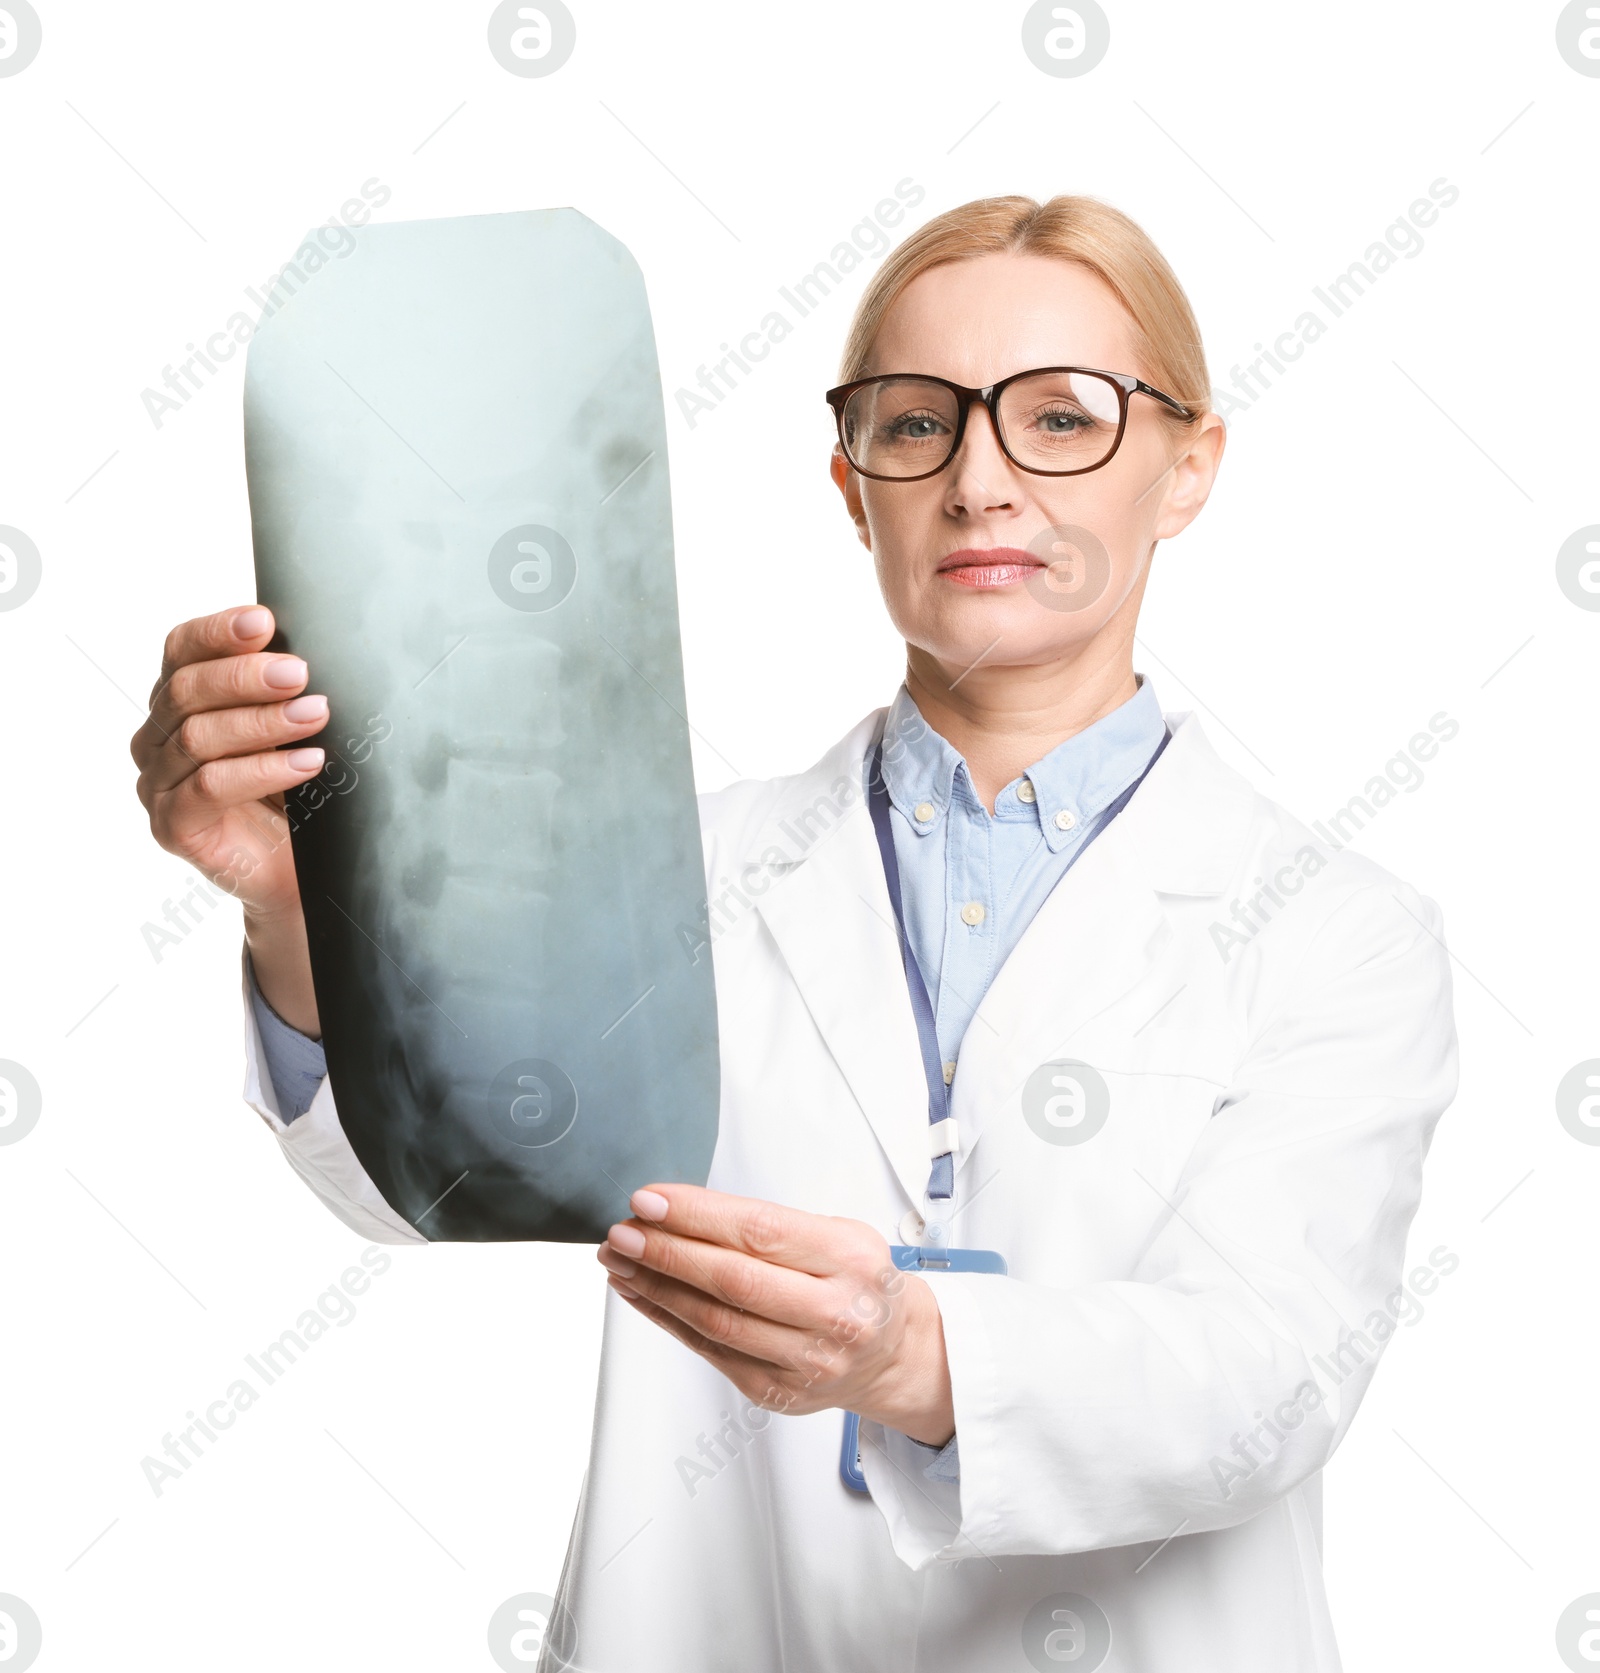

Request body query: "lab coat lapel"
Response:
[746, 708, 1257, 1213]
[750, 719, 935, 1211]
[948, 710, 1256, 1179]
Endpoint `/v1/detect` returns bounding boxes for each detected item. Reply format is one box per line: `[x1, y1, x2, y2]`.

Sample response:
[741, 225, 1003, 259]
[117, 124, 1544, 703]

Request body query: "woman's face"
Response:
[831, 251, 1225, 682]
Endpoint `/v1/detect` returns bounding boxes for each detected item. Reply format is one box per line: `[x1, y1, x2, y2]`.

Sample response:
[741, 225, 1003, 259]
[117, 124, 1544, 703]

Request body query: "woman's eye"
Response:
[1035, 405, 1093, 433]
[886, 410, 947, 440]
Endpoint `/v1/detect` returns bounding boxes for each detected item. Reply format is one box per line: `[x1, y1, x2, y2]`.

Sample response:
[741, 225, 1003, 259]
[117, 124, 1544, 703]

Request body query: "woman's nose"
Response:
[944, 404, 1017, 511]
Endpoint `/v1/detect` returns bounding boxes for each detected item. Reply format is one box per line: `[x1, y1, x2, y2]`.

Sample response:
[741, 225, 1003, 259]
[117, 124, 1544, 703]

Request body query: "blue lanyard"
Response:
[866, 738, 956, 1200]
[864, 723, 1172, 1204]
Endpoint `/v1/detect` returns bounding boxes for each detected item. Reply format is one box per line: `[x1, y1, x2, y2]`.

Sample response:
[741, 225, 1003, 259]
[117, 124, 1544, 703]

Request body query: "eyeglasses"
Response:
[825, 366, 1196, 482]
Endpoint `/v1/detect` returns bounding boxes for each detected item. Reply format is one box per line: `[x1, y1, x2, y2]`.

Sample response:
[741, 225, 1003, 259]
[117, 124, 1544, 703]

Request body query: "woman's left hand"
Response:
[597, 1184, 955, 1447]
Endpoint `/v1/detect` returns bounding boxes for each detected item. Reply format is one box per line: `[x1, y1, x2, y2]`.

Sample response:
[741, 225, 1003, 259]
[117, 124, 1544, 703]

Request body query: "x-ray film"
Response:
[243, 208, 719, 1242]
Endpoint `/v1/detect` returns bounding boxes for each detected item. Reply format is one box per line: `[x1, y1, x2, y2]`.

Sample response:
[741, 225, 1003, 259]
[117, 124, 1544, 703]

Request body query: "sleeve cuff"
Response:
[245, 951, 327, 1124]
[855, 1420, 965, 1570]
[902, 1431, 961, 1484]
[239, 944, 427, 1245]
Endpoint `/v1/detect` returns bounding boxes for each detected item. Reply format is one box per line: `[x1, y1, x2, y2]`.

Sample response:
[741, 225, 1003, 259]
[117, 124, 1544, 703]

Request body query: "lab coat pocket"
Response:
[975, 1024, 1239, 1282]
[1081, 1023, 1236, 1177]
[1071, 1023, 1236, 1087]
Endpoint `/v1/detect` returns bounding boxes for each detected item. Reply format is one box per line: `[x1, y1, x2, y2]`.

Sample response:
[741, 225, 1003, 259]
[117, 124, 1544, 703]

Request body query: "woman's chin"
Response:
[915, 614, 1098, 679]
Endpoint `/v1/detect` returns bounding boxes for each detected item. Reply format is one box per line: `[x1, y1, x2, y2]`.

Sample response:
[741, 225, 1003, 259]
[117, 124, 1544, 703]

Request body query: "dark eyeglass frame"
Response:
[824, 365, 1197, 482]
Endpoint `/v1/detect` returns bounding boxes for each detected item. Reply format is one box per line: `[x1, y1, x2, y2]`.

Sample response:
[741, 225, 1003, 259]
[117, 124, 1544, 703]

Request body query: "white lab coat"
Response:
[241, 705, 1458, 1673]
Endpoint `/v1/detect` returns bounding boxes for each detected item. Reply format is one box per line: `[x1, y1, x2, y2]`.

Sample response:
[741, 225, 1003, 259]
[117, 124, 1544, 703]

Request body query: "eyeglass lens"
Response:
[839, 371, 1124, 477]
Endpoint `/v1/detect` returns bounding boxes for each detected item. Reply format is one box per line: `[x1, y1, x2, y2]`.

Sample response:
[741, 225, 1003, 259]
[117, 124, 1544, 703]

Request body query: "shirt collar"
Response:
[878, 675, 1167, 851]
[879, 685, 964, 833]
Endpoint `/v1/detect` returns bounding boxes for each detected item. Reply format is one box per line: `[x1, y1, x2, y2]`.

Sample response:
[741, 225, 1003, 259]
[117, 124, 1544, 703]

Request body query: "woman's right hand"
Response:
[131, 604, 328, 1032]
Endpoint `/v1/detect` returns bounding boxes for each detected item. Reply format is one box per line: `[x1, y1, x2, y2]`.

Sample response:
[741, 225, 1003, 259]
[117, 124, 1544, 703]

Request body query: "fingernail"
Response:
[632, 1189, 670, 1221]
[597, 1245, 637, 1278]
[287, 747, 324, 772]
[264, 656, 307, 690]
[234, 607, 271, 639]
[608, 1223, 646, 1259]
[282, 694, 328, 723]
[608, 1276, 640, 1300]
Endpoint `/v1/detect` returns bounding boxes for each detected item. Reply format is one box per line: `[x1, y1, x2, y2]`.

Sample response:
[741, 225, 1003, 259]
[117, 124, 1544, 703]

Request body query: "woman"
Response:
[131, 195, 1458, 1672]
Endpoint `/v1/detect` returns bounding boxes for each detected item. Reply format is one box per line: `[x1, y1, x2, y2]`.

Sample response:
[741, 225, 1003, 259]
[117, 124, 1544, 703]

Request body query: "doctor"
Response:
[131, 194, 1458, 1671]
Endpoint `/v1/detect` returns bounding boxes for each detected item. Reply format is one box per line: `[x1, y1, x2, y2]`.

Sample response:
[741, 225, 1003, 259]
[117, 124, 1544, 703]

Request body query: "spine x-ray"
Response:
[243, 208, 719, 1242]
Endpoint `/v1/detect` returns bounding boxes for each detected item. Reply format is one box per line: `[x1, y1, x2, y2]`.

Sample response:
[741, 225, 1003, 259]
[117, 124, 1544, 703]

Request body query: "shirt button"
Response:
[1054, 809, 1078, 832]
[1016, 780, 1037, 804]
[942, 1060, 957, 1085]
[960, 900, 986, 926]
[913, 801, 935, 824]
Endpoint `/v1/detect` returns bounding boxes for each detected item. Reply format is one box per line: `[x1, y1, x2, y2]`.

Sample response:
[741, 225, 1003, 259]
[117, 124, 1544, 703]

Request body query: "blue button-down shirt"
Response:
[250, 675, 1168, 1484]
[877, 673, 1167, 1092]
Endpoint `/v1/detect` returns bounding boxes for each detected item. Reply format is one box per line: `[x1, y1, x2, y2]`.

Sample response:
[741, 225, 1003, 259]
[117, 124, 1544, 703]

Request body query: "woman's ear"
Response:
[829, 445, 872, 549]
[1150, 414, 1227, 542]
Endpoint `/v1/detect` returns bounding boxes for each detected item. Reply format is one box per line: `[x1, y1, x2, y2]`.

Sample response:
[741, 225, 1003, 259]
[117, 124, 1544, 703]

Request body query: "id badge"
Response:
[839, 1244, 1007, 1495]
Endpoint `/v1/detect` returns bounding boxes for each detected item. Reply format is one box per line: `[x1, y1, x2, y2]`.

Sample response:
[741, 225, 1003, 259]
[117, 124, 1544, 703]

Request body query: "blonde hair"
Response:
[837, 194, 1209, 429]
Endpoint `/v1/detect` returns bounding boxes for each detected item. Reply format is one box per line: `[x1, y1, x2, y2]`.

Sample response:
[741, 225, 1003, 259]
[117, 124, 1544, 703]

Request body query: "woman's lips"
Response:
[937, 547, 1042, 589]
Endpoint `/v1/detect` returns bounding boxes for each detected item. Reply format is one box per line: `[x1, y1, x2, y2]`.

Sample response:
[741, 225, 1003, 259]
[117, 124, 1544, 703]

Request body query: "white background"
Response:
[1, 1, 1596, 1668]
